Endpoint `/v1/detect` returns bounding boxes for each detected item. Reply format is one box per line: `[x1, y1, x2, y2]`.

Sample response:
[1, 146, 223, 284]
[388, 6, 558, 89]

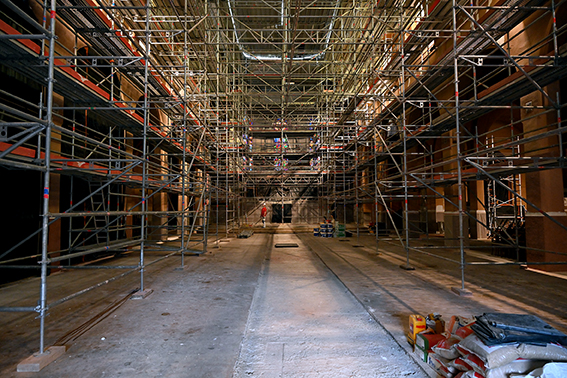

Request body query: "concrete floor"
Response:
[1, 224, 566, 377]
[233, 232, 423, 377]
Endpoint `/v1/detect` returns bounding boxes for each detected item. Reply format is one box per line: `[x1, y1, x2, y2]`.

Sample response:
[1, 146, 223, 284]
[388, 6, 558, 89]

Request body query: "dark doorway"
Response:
[272, 204, 292, 223]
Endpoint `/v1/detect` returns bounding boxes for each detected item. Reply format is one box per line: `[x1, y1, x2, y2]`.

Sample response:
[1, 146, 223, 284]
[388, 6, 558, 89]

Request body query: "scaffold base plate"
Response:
[451, 287, 473, 297]
[399, 264, 416, 271]
[17, 346, 66, 372]
[131, 289, 153, 300]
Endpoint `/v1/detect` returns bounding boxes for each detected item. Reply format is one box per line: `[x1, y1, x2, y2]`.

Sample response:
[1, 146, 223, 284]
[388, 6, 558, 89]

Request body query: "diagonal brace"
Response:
[466, 158, 567, 233]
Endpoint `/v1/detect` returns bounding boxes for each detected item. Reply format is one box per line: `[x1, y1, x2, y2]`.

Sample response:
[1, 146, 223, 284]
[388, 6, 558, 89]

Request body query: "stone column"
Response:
[149, 148, 168, 240]
[444, 184, 470, 247]
[442, 131, 469, 247]
[521, 85, 567, 271]
[469, 180, 488, 240]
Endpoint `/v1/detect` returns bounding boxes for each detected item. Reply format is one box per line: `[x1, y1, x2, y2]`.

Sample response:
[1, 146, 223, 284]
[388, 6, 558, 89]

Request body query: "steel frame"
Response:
[0, 0, 566, 363]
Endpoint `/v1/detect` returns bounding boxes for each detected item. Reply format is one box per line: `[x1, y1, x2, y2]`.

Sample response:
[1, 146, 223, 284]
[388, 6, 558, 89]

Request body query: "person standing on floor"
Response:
[261, 204, 267, 228]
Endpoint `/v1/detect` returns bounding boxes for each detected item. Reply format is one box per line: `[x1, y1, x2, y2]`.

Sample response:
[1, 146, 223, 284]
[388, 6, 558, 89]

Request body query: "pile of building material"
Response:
[237, 230, 254, 239]
[408, 313, 567, 378]
[314, 223, 350, 238]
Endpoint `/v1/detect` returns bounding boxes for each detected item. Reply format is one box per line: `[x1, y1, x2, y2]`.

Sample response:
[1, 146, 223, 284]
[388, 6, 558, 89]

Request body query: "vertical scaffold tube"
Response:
[140, 0, 151, 291]
[453, 0, 467, 292]
[38, 0, 57, 354]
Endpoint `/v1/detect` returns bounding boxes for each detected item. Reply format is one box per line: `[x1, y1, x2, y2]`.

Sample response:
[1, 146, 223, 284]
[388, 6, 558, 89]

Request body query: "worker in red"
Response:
[261, 203, 267, 228]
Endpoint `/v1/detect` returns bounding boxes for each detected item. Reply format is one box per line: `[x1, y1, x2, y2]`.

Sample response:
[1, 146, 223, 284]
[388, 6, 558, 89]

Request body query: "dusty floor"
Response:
[233, 232, 424, 377]
[1, 224, 566, 377]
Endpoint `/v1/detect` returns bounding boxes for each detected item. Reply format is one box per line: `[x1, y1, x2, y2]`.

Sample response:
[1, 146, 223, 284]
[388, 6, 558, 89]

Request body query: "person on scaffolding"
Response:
[261, 203, 268, 228]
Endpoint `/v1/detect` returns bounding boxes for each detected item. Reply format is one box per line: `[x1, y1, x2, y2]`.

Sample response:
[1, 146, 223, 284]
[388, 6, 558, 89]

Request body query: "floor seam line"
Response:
[297, 232, 435, 378]
[231, 233, 273, 378]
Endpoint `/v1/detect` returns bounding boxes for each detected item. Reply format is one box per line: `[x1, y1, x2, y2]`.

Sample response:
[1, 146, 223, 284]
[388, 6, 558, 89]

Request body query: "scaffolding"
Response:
[0, 0, 229, 356]
[319, 0, 567, 294]
[0, 0, 566, 365]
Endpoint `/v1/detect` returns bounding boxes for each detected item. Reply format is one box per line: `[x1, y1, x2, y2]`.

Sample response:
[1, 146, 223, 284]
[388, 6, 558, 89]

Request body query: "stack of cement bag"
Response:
[416, 313, 567, 378]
